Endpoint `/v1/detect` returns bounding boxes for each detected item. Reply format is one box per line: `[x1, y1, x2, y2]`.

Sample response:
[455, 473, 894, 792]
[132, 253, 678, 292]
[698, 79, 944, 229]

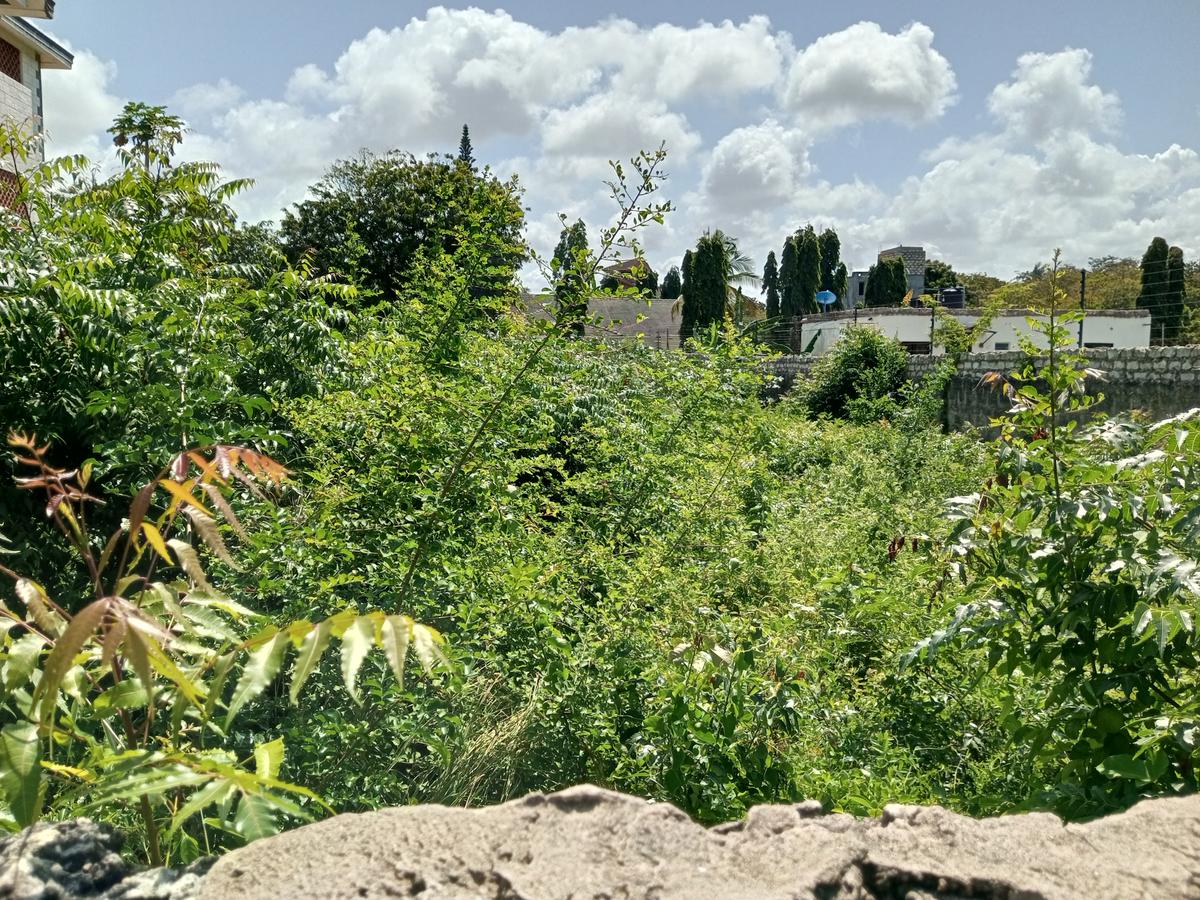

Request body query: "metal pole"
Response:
[1079, 269, 1086, 348]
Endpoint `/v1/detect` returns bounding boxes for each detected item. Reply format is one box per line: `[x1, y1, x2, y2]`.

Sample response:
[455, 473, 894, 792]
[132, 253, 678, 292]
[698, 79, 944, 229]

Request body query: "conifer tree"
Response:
[661, 265, 682, 300]
[833, 262, 848, 307]
[553, 219, 592, 336]
[1138, 237, 1171, 341]
[796, 225, 822, 315]
[779, 235, 800, 318]
[1165, 246, 1186, 343]
[458, 124, 475, 167]
[762, 251, 780, 319]
[690, 232, 729, 330]
[817, 228, 842, 297]
[679, 249, 696, 341]
[863, 256, 908, 307]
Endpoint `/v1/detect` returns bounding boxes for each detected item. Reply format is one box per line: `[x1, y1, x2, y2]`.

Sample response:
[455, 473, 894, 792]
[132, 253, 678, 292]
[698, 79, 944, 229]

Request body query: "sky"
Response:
[37, 1, 1200, 285]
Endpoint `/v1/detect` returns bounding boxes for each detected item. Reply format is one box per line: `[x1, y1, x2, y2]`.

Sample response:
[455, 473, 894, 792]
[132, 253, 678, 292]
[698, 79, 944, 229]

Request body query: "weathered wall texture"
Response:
[6, 786, 1200, 899]
[768, 346, 1200, 429]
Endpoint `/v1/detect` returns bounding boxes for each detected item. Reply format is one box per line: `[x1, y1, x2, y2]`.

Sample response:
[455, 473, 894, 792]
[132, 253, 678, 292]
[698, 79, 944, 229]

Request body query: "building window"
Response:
[857, 281, 864, 296]
[994, 342, 1010, 350]
[0, 39, 20, 83]
[901, 341, 932, 355]
[1084, 342, 1114, 349]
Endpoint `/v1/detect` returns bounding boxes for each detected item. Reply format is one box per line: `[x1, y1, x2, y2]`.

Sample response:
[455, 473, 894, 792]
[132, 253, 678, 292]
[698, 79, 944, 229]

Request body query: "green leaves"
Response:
[225, 632, 288, 727]
[918, 283, 1200, 815]
[340, 615, 375, 702]
[0, 722, 41, 827]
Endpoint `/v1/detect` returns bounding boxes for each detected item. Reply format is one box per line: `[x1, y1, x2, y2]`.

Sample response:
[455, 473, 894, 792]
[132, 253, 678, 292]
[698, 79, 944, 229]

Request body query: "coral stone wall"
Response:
[766, 347, 1200, 429]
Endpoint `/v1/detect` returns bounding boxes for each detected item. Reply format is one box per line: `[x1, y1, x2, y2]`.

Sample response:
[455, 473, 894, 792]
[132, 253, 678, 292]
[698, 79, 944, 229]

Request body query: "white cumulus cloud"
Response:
[988, 48, 1120, 143]
[42, 46, 123, 160]
[782, 22, 957, 130]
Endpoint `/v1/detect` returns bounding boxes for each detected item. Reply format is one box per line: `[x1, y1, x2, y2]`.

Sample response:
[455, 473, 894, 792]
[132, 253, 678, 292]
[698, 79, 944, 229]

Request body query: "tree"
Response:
[817, 228, 842, 299]
[864, 256, 908, 307]
[1138, 237, 1171, 341]
[108, 101, 186, 170]
[553, 219, 593, 335]
[720, 233, 758, 294]
[680, 232, 728, 335]
[1165, 246, 1187, 343]
[779, 235, 800, 318]
[833, 262, 848, 307]
[679, 249, 696, 340]
[458, 124, 475, 167]
[762, 251, 780, 319]
[279, 150, 526, 310]
[795, 225, 822, 315]
[924, 258, 959, 294]
[661, 265, 682, 300]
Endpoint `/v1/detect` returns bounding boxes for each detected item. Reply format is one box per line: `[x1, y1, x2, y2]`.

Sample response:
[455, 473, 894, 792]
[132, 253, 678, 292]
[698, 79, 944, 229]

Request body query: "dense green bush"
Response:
[912, 277, 1200, 817]
[801, 326, 910, 421]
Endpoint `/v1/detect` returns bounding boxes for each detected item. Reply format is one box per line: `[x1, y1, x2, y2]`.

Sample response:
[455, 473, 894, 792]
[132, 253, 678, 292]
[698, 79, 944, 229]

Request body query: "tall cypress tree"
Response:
[660, 265, 682, 300]
[779, 236, 800, 318]
[762, 251, 780, 319]
[458, 124, 475, 167]
[691, 232, 729, 330]
[1166, 246, 1186, 343]
[796, 225, 822, 315]
[817, 228, 842, 296]
[833, 262, 848, 307]
[864, 256, 907, 307]
[1139, 237, 1171, 341]
[679, 249, 696, 341]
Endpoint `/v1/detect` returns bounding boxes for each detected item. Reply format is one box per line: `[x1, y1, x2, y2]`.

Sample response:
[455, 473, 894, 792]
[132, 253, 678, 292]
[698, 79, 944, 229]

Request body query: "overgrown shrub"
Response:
[801, 326, 910, 421]
[911, 259, 1200, 817]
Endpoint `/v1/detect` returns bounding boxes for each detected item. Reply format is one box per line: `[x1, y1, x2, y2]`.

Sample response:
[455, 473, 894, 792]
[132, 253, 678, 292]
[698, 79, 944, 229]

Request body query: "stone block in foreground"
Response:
[196, 785, 1200, 899]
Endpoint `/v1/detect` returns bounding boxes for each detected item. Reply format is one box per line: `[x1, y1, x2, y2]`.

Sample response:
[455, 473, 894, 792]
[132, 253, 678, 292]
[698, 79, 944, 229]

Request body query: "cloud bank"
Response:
[41, 8, 1200, 282]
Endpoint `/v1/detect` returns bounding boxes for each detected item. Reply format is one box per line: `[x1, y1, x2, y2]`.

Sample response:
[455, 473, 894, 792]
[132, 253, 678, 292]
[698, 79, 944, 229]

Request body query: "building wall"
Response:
[519, 293, 686, 347]
[0, 39, 41, 170]
[790, 308, 1149, 357]
[765, 346, 1200, 429]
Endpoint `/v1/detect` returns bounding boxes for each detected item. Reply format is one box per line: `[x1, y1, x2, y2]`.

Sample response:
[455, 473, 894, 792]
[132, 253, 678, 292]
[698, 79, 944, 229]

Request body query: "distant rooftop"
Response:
[0, 0, 55, 19]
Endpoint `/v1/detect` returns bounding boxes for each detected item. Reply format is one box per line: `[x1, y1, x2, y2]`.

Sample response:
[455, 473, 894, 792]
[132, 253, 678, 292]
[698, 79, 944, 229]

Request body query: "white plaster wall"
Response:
[800, 309, 1150, 356]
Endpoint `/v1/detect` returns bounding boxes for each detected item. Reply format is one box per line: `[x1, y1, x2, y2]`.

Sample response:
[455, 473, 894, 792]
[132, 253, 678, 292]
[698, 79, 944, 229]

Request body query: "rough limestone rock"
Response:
[0, 818, 211, 900]
[197, 785, 1200, 900]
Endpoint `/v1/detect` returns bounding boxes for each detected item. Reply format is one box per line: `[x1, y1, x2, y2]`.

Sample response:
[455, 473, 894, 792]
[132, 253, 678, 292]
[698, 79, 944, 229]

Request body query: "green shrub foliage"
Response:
[3, 108, 1197, 864]
[802, 326, 910, 420]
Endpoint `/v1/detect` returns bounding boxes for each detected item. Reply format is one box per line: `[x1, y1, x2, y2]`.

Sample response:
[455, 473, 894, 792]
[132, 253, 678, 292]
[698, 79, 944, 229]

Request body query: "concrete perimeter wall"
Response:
[767, 347, 1200, 430]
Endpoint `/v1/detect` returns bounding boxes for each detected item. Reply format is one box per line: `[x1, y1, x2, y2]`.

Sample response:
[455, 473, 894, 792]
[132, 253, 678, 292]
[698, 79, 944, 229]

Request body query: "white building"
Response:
[0, 1, 71, 198]
[798, 307, 1150, 356]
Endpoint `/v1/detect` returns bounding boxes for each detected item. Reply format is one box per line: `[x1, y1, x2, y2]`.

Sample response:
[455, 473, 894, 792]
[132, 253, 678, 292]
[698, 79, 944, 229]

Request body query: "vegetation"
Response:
[864, 255, 909, 307]
[2, 106, 1199, 870]
[660, 265, 682, 301]
[817, 228, 848, 306]
[801, 326, 911, 422]
[279, 148, 525, 308]
[761, 251, 779, 319]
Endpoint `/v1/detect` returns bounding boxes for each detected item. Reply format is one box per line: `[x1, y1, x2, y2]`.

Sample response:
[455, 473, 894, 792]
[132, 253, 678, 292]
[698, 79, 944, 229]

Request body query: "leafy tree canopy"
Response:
[279, 150, 526, 310]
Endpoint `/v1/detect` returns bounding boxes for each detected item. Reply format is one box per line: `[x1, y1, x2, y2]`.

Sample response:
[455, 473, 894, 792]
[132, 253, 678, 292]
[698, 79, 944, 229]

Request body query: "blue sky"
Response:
[39, 2, 1200, 282]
